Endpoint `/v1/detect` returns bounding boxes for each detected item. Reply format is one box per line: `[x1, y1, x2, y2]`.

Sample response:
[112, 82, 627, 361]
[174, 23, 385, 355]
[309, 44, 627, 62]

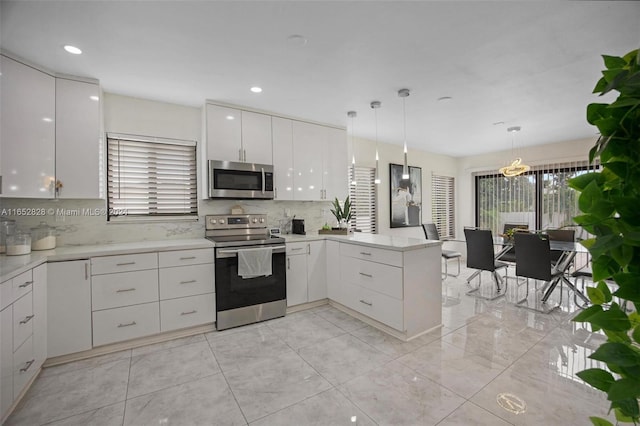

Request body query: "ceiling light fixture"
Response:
[398, 88, 410, 179]
[371, 101, 381, 184]
[499, 126, 530, 177]
[348, 111, 357, 186]
[63, 45, 82, 55]
[250, 86, 262, 93]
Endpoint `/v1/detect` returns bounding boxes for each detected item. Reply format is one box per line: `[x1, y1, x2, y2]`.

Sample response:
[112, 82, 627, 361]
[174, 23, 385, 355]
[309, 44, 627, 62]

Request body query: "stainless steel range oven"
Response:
[205, 214, 286, 330]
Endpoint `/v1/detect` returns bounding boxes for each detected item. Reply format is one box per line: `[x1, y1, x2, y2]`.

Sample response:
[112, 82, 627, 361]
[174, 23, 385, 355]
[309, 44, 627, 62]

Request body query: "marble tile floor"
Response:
[7, 266, 613, 425]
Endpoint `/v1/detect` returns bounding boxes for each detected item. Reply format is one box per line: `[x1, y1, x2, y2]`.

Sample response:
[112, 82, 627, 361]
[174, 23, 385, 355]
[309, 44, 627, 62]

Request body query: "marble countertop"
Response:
[0, 238, 214, 283]
[280, 232, 440, 252]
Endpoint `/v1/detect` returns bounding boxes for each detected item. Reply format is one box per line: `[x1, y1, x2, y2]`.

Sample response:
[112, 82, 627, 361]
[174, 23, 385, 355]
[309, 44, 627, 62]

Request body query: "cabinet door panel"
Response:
[55, 78, 101, 199]
[271, 117, 294, 200]
[241, 111, 272, 165]
[12, 335, 36, 400]
[32, 264, 47, 370]
[47, 261, 92, 357]
[160, 294, 215, 332]
[206, 104, 242, 161]
[92, 302, 160, 347]
[307, 241, 327, 302]
[292, 121, 324, 201]
[286, 254, 307, 307]
[324, 127, 348, 201]
[0, 55, 55, 198]
[91, 270, 159, 311]
[0, 307, 13, 420]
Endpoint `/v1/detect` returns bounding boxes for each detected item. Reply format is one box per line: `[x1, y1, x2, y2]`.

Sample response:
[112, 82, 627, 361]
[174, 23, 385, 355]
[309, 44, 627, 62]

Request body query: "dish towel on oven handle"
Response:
[237, 247, 273, 278]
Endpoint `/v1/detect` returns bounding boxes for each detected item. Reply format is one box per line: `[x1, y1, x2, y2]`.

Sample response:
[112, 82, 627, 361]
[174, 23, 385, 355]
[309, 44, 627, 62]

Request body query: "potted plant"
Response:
[569, 49, 640, 425]
[319, 196, 353, 234]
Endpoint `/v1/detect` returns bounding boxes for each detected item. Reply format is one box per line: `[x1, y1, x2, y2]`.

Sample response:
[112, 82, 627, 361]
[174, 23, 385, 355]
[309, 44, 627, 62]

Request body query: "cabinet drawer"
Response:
[13, 335, 36, 398]
[92, 270, 159, 311]
[92, 302, 160, 347]
[159, 264, 214, 300]
[340, 243, 402, 267]
[160, 294, 215, 332]
[158, 248, 214, 268]
[12, 270, 34, 304]
[340, 258, 403, 300]
[13, 292, 33, 350]
[1, 279, 12, 311]
[286, 242, 308, 255]
[91, 252, 158, 275]
[344, 284, 404, 332]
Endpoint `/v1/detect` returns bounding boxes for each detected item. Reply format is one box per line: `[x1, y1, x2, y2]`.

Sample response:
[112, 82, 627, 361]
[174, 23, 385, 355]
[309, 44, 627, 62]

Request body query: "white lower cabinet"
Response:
[286, 240, 327, 307]
[1, 262, 48, 422]
[47, 260, 92, 357]
[91, 270, 159, 311]
[160, 294, 215, 332]
[1, 306, 13, 421]
[92, 302, 160, 347]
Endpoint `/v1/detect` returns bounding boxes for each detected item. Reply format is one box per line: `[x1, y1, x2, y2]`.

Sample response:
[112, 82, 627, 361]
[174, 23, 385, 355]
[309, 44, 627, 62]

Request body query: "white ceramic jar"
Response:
[30, 222, 56, 250]
[6, 232, 31, 256]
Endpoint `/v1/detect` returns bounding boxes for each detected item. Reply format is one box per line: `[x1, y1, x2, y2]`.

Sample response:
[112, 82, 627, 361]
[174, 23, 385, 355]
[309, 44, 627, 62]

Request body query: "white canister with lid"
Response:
[30, 222, 56, 250]
[6, 232, 31, 256]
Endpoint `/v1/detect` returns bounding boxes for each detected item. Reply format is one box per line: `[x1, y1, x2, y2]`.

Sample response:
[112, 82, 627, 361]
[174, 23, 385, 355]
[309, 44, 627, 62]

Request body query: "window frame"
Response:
[106, 133, 198, 222]
[431, 173, 455, 239]
[348, 166, 377, 233]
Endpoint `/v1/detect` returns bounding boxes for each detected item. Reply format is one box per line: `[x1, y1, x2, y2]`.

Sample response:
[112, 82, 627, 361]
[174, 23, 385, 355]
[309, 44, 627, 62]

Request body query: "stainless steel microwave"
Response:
[208, 160, 274, 199]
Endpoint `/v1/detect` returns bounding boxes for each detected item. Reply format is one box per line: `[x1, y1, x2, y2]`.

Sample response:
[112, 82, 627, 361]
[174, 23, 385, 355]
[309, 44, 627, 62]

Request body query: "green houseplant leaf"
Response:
[571, 48, 640, 423]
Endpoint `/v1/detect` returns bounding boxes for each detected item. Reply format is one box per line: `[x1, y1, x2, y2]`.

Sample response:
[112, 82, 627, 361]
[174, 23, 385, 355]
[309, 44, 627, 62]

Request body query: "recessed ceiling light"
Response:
[63, 45, 82, 55]
[225, 115, 235, 120]
[250, 86, 262, 93]
[287, 34, 308, 46]
[89, 95, 99, 101]
[437, 96, 452, 102]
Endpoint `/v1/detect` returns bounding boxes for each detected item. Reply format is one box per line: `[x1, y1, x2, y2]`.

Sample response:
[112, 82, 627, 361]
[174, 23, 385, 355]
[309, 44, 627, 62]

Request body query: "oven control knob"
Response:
[259, 218, 265, 223]
[253, 218, 258, 223]
[210, 219, 217, 225]
[219, 219, 225, 225]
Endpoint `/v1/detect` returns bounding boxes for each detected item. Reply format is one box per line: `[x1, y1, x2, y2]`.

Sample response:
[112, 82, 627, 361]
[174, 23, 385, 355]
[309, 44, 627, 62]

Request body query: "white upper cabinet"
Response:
[292, 121, 325, 201]
[323, 127, 348, 202]
[206, 104, 242, 162]
[271, 117, 294, 200]
[0, 55, 55, 198]
[55, 78, 101, 199]
[206, 104, 273, 165]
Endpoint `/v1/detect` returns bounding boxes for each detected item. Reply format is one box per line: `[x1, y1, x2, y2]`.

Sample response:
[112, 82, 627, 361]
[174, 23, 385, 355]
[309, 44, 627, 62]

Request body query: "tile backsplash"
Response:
[0, 198, 335, 246]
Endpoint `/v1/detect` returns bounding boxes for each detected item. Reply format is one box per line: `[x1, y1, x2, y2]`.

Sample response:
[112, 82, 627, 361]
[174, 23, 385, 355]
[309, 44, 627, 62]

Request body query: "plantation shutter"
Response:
[348, 167, 377, 233]
[107, 133, 197, 220]
[431, 174, 455, 238]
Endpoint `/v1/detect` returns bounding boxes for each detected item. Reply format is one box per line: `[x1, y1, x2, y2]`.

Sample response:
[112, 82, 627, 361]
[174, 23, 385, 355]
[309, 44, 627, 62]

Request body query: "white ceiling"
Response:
[2, 1, 639, 157]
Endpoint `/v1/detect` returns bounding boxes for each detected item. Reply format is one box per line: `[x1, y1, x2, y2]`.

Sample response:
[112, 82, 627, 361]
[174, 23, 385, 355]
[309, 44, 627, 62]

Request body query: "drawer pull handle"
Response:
[180, 256, 197, 260]
[359, 299, 373, 306]
[117, 321, 137, 328]
[291, 247, 303, 251]
[18, 281, 33, 288]
[116, 288, 136, 293]
[116, 262, 136, 266]
[360, 252, 372, 256]
[20, 359, 35, 373]
[180, 280, 197, 285]
[181, 310, 197, 316]
[359, 272, 373, 278]
[20, 315, 35, 324]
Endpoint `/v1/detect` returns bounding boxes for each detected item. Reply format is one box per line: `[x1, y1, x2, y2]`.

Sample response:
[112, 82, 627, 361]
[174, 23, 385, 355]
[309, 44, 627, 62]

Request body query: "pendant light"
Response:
[347, 111, 357, 185]
[398, 89, 410, 179]
[371, 101, 381, 184]
[499, 126, 530, 177]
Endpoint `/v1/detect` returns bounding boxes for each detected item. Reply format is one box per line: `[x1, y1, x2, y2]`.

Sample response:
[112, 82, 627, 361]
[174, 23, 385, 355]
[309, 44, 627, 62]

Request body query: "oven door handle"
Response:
[216, 245, 286, 258]
[261, 167, 266, 194]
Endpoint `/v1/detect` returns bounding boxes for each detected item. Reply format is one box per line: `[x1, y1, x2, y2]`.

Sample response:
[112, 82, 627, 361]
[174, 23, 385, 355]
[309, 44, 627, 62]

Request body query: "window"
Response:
[431, 174, 455, 238]
[348, 166, 377, 233]
[107, 133, 197, 221]
[475, 160, 598, 236]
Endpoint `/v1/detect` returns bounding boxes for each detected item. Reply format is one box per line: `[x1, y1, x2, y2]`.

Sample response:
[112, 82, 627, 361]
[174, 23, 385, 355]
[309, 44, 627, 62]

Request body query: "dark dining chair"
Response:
[498, 223, 529, 263]
[464, 228, 508, 300]
[545, 228, 575, 266]
[422, 223, 461, 278]
[514, 232, 563, 311]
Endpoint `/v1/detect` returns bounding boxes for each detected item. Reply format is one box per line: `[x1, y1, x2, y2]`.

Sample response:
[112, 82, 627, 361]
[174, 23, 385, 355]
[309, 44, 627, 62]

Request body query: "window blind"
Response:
[431, 174, 455, 239]
[348, 166, 377, 233]
[107, 134, 197, 220]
